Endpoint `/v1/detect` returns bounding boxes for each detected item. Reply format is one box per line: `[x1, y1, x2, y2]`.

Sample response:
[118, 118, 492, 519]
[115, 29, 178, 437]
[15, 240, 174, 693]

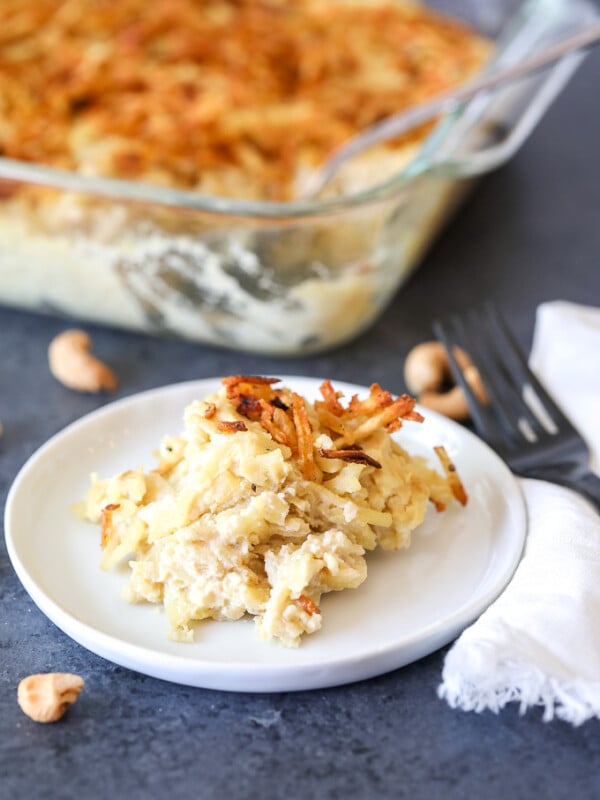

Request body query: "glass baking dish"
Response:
[0, 0, 596, 355]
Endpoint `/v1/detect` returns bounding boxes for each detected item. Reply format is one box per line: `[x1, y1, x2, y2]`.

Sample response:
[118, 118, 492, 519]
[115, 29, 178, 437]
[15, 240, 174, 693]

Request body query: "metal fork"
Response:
[432, 304, 600, 511]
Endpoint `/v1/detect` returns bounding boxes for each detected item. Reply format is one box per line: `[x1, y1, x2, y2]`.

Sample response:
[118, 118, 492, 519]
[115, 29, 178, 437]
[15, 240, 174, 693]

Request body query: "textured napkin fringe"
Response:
[438, 654, 600, 726]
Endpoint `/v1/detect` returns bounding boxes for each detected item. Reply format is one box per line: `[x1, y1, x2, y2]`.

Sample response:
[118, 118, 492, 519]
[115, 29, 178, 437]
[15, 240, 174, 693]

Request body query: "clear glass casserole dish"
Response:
[0, 0, 596, 355]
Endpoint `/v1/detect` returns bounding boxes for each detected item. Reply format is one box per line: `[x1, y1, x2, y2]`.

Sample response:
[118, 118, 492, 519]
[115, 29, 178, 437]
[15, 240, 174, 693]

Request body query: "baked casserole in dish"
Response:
[0, 0, 596, 354]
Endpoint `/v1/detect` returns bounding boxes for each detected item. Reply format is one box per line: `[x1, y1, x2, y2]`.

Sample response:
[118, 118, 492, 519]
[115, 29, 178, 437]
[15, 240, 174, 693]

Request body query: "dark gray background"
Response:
[2, 41, 600, 800]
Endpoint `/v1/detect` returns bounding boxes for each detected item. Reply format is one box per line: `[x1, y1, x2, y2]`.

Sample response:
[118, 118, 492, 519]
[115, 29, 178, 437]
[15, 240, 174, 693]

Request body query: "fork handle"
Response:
[522, 465, 600, 512]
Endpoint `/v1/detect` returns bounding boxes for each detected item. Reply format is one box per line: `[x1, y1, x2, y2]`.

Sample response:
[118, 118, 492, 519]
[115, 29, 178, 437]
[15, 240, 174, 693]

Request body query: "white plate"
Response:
[5, 376, 526, 692]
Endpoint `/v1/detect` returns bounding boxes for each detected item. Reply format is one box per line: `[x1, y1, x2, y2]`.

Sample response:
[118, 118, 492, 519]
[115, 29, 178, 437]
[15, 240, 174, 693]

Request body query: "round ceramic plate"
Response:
[5, 376, 526, 692]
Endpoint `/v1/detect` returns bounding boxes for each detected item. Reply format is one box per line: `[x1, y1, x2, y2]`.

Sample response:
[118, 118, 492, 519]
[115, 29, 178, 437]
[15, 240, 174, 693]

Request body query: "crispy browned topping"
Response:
[319, 379, 345, 417]
[204, 403, 217, 419]
[224, 376, 285, 415]
[217, 420, 248, 433]
[294, 594, 320, 616]
[223, 375, 281, 389]
[336, 384, 424, 445]
[0, 0, 489, 200]
[100, 503, 120, 549]
[262, 401, 296, 444]
[291, 392, 316, 481]
[220, 375, 426, 479]
[434, 445, 468, 507]
[318, 448, 382, 469]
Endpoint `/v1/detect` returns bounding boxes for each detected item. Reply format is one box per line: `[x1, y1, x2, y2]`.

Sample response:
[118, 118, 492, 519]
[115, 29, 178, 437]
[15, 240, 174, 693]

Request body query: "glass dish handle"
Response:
[428, 51, 587, 179]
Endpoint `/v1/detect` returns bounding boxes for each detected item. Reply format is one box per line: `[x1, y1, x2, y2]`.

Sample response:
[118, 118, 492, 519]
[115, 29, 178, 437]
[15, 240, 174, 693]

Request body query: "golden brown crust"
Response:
[434, 445, 468, 507]
[220, 374, 429, 478]
[217, 374, 467, 509]
[318, 448, 382, 469]
[318, 380, 345, 417]
[294, 595, 320, 616]
[291, 392, 316, 481]
[100, 503, 120, 549]
[203, 403, 217, 420]
[0, 0, 489, 200]
[217, 420, 248, 433]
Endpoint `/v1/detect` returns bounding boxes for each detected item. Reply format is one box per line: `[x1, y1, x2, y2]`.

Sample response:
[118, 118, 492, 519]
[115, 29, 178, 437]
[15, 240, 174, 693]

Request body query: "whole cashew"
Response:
[48, 329, 118, 393]
[17, 673, 84, 723]
[404, 341, 487, 420]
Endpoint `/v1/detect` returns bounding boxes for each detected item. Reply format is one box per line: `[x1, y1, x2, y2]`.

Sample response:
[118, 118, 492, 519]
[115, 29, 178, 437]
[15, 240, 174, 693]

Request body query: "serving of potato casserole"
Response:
[78, 377, 466, 647]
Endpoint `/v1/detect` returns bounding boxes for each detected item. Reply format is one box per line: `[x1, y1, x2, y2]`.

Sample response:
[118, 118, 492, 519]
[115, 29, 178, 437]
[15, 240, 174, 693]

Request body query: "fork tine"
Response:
[432, 317, 507, 445]
[434, 305, 600, 508]
[464, 307, 550, 441]
[486, 303, 577, 433]
[434, 308, 547, 449]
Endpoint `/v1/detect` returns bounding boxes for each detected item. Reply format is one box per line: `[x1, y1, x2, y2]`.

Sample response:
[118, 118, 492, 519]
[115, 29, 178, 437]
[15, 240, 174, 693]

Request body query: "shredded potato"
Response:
[77, 377, 467, 647]
[0, 0, 489, 200]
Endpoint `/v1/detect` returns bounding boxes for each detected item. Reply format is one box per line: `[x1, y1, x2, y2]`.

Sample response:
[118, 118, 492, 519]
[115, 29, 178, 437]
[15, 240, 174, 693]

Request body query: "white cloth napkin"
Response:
[438, 301, 600, 725]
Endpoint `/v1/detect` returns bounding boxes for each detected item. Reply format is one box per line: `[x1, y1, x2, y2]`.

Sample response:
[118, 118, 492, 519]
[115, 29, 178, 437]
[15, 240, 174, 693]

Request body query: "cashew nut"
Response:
[48, 329, 118, 393]
[17, 673, 84, 723]
[404, 341, 487, 420]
